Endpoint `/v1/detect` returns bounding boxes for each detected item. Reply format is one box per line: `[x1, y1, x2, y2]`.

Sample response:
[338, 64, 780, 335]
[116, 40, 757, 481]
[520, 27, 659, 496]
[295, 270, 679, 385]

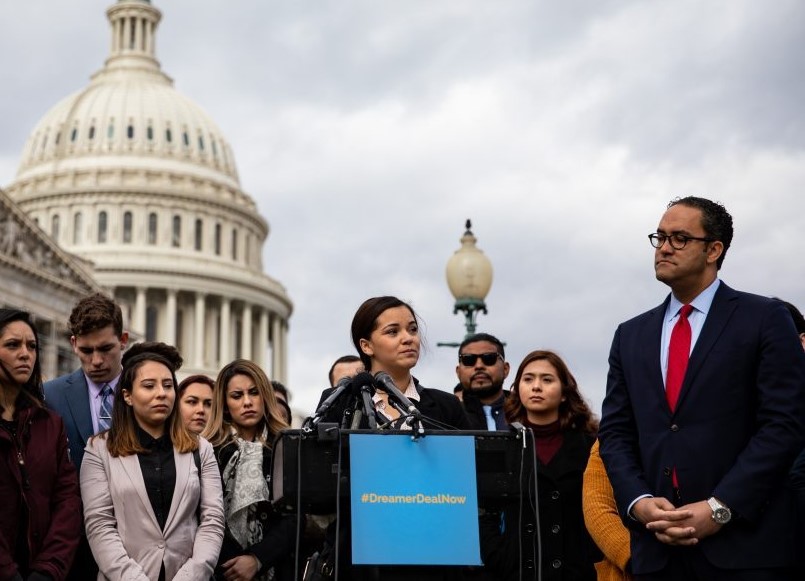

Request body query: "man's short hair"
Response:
[69, 293, 124, 337]
[458, 333, 506, 359]
[668, 196, 733, 270]
[271, 380, 290, 402]
[328, 354, 361, 386]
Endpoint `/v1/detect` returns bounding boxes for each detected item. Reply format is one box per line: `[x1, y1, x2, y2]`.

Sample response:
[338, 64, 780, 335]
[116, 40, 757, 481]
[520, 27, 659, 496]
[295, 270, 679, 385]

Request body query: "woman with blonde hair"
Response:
[81, 342, 225, 580]
[203, 359, 294, 581]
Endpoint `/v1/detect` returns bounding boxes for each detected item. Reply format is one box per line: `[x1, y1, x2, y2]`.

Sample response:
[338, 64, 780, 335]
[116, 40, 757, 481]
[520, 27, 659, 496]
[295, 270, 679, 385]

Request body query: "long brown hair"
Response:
[104, 342, 197, 457]
[504, 349, 598, 436]
[203, 359, 288, 448]
[0, 309, 43, 410]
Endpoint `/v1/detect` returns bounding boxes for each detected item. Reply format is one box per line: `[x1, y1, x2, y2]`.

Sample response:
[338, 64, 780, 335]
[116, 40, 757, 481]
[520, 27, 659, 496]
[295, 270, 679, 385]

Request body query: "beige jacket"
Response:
[81, 436, 225, 581]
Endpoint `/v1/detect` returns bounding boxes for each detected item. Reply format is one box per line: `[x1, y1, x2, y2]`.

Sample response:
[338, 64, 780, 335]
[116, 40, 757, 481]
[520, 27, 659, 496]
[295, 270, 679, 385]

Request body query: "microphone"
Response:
[350, 372, 376, 397]
[373, 372, 421, 419]
[351, 372, 378, 430]
[310, 375, 354, 424]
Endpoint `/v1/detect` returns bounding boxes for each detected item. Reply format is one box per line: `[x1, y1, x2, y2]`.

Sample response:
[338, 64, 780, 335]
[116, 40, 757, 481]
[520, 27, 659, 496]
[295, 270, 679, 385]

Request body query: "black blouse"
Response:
[135, 425, 176, 531]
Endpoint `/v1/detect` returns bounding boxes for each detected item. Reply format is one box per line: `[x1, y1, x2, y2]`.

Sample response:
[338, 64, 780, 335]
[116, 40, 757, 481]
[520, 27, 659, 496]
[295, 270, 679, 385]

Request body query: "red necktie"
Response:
[666, 304, 693, 411]
[667, 304, 693, 489]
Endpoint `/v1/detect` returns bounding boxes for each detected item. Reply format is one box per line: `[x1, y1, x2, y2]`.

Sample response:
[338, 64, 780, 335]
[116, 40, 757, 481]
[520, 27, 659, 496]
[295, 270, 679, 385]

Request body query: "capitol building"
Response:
[1, 0, 292, 381]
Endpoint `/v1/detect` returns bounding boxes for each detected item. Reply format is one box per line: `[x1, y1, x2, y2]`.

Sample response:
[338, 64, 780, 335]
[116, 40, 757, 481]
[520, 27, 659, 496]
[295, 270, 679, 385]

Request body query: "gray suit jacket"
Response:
[81, 436, 225, 581]
[44, 369, 94, 472]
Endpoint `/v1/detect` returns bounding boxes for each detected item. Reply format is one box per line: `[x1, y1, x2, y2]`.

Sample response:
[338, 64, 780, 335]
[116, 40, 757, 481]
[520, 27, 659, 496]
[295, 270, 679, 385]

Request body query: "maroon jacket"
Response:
[0, 402, 82, 580]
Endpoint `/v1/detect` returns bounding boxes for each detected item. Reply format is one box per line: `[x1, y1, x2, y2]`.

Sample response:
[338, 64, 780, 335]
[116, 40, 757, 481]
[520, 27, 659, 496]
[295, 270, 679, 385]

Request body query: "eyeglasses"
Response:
[459, 352, 501, 367]
[648, 232, 714, 250]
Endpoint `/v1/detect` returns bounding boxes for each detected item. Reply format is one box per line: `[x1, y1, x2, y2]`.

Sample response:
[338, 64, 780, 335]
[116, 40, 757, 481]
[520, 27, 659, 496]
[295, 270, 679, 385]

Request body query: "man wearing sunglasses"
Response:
[455, 333, 510, 431]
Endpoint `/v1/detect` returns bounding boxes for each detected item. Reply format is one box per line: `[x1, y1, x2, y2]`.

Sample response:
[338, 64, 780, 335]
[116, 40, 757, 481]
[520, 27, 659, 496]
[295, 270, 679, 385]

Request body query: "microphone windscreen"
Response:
[350, 371, 375, 395]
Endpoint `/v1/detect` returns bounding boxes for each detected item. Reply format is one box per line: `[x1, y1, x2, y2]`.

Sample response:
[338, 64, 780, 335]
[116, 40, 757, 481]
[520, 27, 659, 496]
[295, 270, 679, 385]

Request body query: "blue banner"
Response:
[349, 433, 481, 565]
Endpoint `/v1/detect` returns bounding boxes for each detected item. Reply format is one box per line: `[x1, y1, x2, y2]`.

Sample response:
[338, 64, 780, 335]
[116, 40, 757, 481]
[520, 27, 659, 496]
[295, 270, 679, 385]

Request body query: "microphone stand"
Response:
[384, 398, 425, 438]
[359, 385, 377, 429]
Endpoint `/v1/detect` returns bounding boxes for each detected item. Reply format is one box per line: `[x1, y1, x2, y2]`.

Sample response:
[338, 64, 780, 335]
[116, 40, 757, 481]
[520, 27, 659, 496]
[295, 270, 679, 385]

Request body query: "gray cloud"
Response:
[2, 0, 803, 417]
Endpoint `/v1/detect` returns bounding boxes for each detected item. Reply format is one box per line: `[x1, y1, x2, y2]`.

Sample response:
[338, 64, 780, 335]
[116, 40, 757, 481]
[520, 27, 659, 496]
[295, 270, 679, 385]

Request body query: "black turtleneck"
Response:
[135, 424, 176, 531]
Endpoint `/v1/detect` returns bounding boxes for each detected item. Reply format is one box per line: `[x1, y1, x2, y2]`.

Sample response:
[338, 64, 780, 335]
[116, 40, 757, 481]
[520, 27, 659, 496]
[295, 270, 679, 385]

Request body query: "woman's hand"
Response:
[221, 554, 260, 581]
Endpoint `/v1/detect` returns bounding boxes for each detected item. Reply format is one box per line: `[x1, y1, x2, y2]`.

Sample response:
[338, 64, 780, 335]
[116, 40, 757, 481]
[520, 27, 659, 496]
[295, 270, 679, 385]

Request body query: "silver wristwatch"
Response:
[707, 496, 731, 525]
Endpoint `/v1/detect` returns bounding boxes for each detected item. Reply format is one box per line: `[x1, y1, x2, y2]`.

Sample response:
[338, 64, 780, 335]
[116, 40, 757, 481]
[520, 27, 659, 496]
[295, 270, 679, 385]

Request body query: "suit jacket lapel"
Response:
[164, 449, 190, 534]
[119, 453, 161, 531]
[412, 387, 440, 428]
[644, 297, 670, 409]
[65, 370, 94, 445]
[675, 282, 739, 411]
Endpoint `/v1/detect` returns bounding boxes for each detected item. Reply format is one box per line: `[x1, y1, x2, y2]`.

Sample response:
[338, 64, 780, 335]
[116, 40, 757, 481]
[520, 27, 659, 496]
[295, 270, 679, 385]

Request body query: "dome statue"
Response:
[5, 0, 292, 380]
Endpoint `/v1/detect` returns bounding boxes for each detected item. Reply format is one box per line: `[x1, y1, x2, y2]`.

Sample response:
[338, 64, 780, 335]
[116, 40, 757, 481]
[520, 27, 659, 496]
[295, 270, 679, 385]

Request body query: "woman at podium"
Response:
[480, 349, 599, 581]
[203, 359, 295, 580]
[318, 295, 469, 430]
[309, 295, 470, 581]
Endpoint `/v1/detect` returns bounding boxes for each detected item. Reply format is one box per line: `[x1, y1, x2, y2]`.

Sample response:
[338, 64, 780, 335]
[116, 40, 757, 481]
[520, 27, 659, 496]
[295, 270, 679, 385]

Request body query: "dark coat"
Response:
[43, 369, 100, 580]
[213, 440, 297, 580]
[599, 283, 805, 573]
[480, 429, 598, 581]
[44, 369, 93, 473]
[461, 390, 509, 431]
[0, 402, 82, 580]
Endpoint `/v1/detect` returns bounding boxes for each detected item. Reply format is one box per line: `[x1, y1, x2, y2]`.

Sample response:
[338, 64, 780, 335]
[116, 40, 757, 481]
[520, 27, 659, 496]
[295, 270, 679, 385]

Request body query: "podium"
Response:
[271, 428, 533, 514]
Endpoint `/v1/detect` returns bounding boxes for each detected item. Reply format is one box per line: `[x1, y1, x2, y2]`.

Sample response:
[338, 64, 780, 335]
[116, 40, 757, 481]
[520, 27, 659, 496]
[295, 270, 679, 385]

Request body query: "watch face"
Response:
[713, 507, 731, 524]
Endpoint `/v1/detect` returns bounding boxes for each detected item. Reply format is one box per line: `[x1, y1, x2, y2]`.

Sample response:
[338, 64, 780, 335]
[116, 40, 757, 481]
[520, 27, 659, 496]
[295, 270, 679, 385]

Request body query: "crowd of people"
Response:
[1, 195, 804, 581]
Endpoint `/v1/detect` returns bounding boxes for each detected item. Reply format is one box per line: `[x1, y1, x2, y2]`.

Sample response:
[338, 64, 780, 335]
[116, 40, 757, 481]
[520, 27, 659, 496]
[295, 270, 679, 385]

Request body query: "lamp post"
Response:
[438, 219, 493, 346]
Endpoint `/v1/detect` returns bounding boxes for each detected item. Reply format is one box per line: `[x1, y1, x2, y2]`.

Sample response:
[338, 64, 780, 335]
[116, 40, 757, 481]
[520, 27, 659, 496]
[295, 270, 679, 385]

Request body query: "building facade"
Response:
[4, 0, 292, 380]
[0, 188, 102, 380]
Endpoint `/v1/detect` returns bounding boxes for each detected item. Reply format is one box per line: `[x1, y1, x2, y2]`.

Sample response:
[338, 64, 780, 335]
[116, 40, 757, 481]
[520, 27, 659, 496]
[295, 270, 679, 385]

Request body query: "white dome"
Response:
[18, 77, 240, 187]
[16, 1, 239, 190]
[4, 0, 292, 382]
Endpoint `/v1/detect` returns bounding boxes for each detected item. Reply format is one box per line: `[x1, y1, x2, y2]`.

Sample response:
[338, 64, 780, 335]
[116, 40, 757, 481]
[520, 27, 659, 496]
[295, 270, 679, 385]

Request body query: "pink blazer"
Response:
[81, 435, 225, 581]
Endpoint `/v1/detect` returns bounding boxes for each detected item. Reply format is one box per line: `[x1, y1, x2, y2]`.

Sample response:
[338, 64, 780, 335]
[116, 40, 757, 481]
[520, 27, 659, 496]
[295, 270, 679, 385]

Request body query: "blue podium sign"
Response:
[349, 433, 481, 565]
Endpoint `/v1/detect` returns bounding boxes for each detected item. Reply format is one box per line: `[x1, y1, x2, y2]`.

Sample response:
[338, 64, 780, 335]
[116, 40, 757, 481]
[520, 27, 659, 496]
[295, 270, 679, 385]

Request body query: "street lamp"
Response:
[440, 219, 493, 344]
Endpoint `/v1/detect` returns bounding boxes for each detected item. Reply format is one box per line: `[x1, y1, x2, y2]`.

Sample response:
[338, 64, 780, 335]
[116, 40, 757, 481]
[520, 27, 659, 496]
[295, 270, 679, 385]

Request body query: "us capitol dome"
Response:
[5, 0, 292, 380]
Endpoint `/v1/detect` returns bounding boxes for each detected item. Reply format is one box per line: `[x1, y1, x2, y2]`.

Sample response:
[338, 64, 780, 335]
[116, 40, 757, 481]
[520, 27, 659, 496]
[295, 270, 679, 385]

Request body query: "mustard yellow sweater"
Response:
[582, 439, 632, 581]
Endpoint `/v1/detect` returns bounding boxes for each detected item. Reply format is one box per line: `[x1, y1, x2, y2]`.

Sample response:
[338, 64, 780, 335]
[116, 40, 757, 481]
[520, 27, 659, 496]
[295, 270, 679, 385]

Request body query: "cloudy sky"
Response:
[2, 0, 804, 418]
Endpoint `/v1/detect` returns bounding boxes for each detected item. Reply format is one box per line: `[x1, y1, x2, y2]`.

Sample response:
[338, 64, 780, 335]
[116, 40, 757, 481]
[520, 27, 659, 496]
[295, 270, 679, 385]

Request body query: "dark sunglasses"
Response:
[459, 352, 500, 367]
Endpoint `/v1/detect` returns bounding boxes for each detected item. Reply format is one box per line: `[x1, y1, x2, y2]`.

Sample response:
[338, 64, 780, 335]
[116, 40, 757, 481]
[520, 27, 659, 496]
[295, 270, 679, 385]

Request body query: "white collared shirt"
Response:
[86, 374, 120, 434]
[372, 377, 420, 429]
[659, 278, 720, 386]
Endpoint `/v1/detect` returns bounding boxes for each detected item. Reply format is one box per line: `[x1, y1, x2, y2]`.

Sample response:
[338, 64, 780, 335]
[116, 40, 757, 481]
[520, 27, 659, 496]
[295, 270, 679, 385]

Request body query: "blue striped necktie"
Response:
[98, 384, 113, 431]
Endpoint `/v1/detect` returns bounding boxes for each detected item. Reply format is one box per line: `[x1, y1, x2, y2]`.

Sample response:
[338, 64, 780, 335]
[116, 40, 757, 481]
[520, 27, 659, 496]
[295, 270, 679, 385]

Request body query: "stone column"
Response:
[281, 319, 289, 383]
[219, 297, 231, 366]
[241, 303, 252, 361]
[258, 308, 268, 368]
[271, 314, 282, 381]
[136, 17, 144, 52]
[165, 289, 177, 346]
[123, 17, 131, 51]
[194, 292, 206, 368]
[145, 20, 153, 54]
[134, 287, 147, 337]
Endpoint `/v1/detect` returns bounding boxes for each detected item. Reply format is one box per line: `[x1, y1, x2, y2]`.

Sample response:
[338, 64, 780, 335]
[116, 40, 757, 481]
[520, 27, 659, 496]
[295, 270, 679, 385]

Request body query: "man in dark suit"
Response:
[44, 292, 128, 580]
[455, 333, 510, 430]
[599, 196, 805, 580]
